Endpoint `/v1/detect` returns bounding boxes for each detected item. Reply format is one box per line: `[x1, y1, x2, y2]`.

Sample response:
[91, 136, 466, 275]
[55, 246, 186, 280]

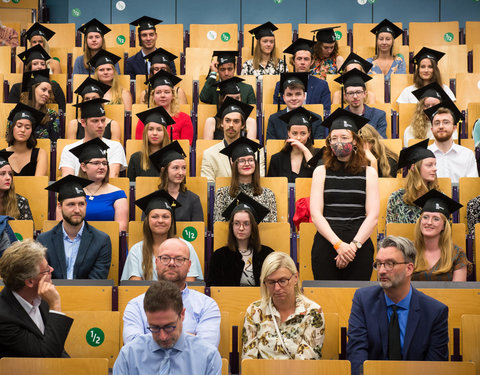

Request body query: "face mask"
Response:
[331, 142, 354, 158]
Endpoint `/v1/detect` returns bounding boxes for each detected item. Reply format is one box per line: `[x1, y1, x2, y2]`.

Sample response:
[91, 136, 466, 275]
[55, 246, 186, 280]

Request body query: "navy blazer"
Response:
[347, 285, 449, 375]
[37, 221, 112, 279]
[266, 108, 325, 140]
[0, 287, 73, 357]
[273, 74, 331, 112]
[346, 105, 388, 138]
[125, 50, 176, 78]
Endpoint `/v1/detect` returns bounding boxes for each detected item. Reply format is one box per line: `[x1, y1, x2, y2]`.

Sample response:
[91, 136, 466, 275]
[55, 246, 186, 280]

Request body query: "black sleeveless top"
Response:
[1, 148, 39, 176]
[76, 120, 112, 139]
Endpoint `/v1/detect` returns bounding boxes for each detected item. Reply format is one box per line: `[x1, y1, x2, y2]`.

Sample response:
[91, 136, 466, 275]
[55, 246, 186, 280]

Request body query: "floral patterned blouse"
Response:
[213, 183, 277, 223]
[386, 188, 421, 224]
[366, 55, 406, 81]
[312, 58, 337, 80]
[16, 194, 33, 220]
[241, 58, 287, 78]
[242, 295, 325, 360]
[467, 195, 480, 235]
[412, 245, 473, 281]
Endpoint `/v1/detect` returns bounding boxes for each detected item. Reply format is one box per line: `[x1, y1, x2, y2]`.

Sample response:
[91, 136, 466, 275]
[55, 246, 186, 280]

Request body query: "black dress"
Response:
[76, 120, 112, 139]
[1, 148, 38, 176]
[127, 151, 160, 182]
[267, 149, 317, 183]
[311, 165, 374, 280]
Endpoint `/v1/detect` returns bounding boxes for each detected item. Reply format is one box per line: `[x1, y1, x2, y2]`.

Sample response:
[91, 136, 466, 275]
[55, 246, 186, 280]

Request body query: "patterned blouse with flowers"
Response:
[386, 189, 422, 224]
[366, 55, 406, 81]
[242, 295, 325, 360]
[7, 108, 60, 143]
[467, 195, 480, 235]
[241, 58, 287, 78]
[312, 58, 337, 80]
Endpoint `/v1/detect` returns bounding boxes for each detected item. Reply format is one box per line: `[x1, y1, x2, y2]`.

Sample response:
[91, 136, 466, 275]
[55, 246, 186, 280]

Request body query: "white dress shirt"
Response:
[428, 142, 479, 183]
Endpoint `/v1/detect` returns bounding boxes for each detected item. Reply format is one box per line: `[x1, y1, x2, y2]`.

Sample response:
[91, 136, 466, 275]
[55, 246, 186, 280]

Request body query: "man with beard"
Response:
[347, 236, 448, 375]
[425, 100, 478, 183]
[114, 280, 222, 375]
[37, 175, 112, 279]
[122, 238, 220, 347]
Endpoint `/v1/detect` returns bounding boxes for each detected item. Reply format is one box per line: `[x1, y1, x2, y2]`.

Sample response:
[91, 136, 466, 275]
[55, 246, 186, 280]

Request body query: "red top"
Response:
[135, 111, 193, 145]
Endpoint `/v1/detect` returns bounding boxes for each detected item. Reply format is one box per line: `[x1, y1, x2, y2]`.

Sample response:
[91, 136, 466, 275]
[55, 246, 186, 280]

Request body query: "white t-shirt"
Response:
[396, 84, 456, 104]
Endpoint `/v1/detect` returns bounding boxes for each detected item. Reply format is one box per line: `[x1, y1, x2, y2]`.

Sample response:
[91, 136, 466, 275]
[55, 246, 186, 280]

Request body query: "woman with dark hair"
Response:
[23, 22, 61, 74]
[213, 137, 277, 223]
[310, 109, 379, 280]
[3, 103, 48, 176]
[412, 189, 471, 281]
[121, 190, 203, 281]
[207, 192, 274, 286]
[311, 26, 344, 79]
[396, 47, 455, 104]
[366, 19, 406, 81]
[267, 107, 319, 182]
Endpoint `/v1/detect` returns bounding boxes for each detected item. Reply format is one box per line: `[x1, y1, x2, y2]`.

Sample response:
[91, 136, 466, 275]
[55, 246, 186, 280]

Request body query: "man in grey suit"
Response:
[37, 175, 112, 279]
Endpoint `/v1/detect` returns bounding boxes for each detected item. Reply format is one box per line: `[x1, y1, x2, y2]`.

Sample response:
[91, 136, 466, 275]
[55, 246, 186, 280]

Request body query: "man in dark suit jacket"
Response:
[0, 240, 73, 357]
[347, 236, 449, 375]
[37, 175, 111, 280]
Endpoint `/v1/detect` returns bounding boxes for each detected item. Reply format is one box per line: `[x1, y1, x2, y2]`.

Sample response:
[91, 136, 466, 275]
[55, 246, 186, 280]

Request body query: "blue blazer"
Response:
[125, 50, 176, 78]
[347, 285, 449, 375]
[37, 221, 112, 279]
[346, 104, 388, 138]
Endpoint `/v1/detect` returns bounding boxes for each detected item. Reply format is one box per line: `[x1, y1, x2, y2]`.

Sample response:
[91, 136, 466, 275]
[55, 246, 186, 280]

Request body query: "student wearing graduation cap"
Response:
[66, 138, 128, 232]
[149, 141, 204, 222]
[267, 107, 321, 182]
[213, 137, 277, 223]
[273, 38, 331, 111]
[88, 49, 132, 111]
[121, 190, 203, 281]
[396, 47, 455, 104]
[207, 192, 274, 286]
[22, 22, 61, 74]
[335, 68, 388, 138]
[266, 72, 325, 140]
[201, 97, 266, 183]
[37, 175, 112, 280]
[199, 50, 256, 105]
[332, 52, 376, 104]
[73, 18, 120, 75]
[3, 103, 48, 176]
[403, 82, 456, 146]
[311, 26, 344, 79]
[412, 189, 471, 281]
[241, 22, 287, 77]
[59, 98, 127, 178]
[366, 18, 406, 81]
[425, 99, 478, 183]
[134, 69, 193, 144]
[127, 106, 172, 181]
[203, 77, 257, 140]
[125, 16, 177, 79]
[310, 108, 378, 280]
[67, 77, 121, 141]
[386, 139, 439, 224]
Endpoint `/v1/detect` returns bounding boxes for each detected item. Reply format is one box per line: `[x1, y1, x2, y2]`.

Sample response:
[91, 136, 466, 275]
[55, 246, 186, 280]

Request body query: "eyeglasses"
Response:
[373, 261, 409, 271]
[156, 255, 189, 266]
[264, 275, 294, 287]
[233, 221, 250, 228]
[432, 120, 454, 127]
[329, 137, 353, 144]
[147, 317, 179, 334]
[87, 161, 108, 167]
[38, 267, 52, 276]
[345, 90, 365, 97]
[237, 158, 255, 165]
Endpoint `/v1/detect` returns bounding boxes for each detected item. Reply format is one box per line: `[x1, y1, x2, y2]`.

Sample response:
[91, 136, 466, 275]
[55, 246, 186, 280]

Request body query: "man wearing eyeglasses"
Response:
[347, 235, 448, 375]
[122, 238, 220, 347]
[114, 280, 222, 374]
[0, 240, 73, 357]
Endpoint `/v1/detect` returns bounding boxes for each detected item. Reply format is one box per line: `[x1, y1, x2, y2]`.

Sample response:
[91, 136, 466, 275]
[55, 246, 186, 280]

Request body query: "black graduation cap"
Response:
[219, 137, 262, 162]
[412, 82, 450, 102]
[278, 106, 320, 127]
[279, 72, 309, 94]
[7, 102, 44, 128]
[311, 26, 339, 43]
[215, 96, 254, 120]
[130, 16, 162, 31]
[146, 69, 182, 89]
[321, 108, 369, 133]
[75, 77, 111, 98]
[334, 68, 372, 88]
[69, 137, 109, 163]
[87, 49, 121, 70]
[283, 38, 316, 55]
[306, 147, 325, 168]
[73, 97, 109, 119]
[149, 141, 186, 169]
[412, 47, 445, 65]
[413, 189, 462, 217]
[397, 139, 435, 170]
[77, 18, 111, 36]
[212, 50, 238, 66]
[370, 19, 403, 39]
[25, 22, 55, 41]
[18, 44, 50, 65]
[222, 191, 270, 223]
[424, 99, 464, 124]
[214, 76, 244, 96]
[135, 189, 181, 216]
[136, 106, 175, 127]
[46, 175, 93, 202]
[248, 22, 278, 55]
[338, 52, 373, 74]
[144, 48, 177, 66]
[21, 69, 50, 92]
[0, 151, 14, 168]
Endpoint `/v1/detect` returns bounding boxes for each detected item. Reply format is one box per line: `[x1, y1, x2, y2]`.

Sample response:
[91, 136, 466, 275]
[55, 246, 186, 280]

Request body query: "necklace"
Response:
[85, 184, 103, 200]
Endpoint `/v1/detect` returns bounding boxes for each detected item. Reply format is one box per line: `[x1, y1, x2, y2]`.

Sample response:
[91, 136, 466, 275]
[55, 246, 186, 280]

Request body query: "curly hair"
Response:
[323, 131, 368, 174]
[409, 98, 433, 139]
[358, 124, 398, 177]
[313, 41, 338, 62]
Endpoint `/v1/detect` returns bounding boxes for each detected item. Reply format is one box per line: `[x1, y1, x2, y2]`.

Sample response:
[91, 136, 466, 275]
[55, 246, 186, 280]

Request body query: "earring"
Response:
[353, 145, 358, 154]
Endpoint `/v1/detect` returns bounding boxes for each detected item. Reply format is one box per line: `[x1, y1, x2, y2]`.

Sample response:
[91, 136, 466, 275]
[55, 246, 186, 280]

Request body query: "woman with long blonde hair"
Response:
[358, 124, 398, 177]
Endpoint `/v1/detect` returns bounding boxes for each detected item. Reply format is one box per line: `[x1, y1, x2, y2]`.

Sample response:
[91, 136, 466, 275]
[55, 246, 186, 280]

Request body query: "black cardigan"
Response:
[206, 245, 274, 286]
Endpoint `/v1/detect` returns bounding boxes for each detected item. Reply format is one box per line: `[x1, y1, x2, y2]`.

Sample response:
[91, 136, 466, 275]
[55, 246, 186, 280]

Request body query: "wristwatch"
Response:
[352, 240, 362, 249]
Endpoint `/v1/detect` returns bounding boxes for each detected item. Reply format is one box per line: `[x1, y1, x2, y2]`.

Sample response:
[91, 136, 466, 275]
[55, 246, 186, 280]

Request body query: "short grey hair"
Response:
[380, 235, 416, 264]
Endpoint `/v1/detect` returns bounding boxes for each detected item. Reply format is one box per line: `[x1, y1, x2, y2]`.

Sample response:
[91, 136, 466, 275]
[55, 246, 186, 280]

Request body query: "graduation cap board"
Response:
[46, 175, 93, 202]
[219, 137, 262, 162]
[130, 16, 162, 31]
[21, 69, 50, 92]
[321, 108, 369, 133]
[87, 49, 121, 70]
[73, 97, 109, 119]
[311, 26, 339, 43]
[283, 38, 316, 55]
[396, 139, 435, 170]
[279, 72, 309, 93]
[278, 106, 320, 127]
[69, 137, 109, 163]
[222, 191, 270, 223]
[338, 52, 373, 74]
[144, 48, 177, 66]
[334, 68, 372, 88]
[212, 51, 238, 66]
[18, 45, 50, 65]
[370, 19, 403, 39]
[74, 77, 111, 98]
[135, 189, 181, 217]
[136, 106, 175, 127]
[214, 77, 243, 96]
[306, 147, 325, 168]
[412, 47, 445, 65]
[146, 69, 182, 89]
[77, 18, 111, 36]
[412, 82, 450, 102]
[25, 22, 55, 41]
[215, 96, 254, 120]
[8, 102, 44, 128]
[424, 99, 464, 125]
[149, 141, 186, 169]
[414, 189, 462, 217]
[248, 22, 278, 55]
[0, 151, 14, 168]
